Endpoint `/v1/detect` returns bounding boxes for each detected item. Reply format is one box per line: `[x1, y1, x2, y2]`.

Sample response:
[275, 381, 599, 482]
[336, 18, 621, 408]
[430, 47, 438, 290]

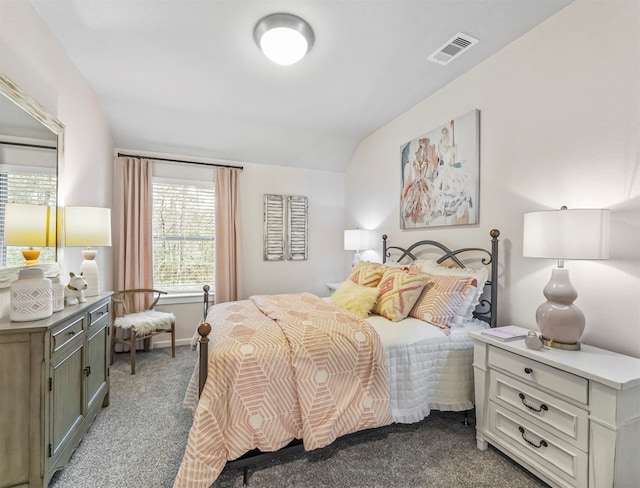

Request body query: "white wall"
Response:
[239, 161, 346, 299]
[346, 0, 639, 357]
[0, 1, 114, 317]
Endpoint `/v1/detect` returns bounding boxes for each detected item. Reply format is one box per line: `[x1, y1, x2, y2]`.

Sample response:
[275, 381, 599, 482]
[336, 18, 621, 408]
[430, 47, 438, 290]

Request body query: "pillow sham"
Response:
[411, 259, 488, 318]
[331, 280, 379, 318]
[348, 261, 387, 288]
[409, 274, 478, 331]
[373, 268, 431, 322]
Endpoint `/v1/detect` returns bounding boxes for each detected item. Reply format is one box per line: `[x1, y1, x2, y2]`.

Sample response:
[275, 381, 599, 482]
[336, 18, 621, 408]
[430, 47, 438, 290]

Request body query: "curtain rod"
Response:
[1, 140, 56, 150]
[117, 152, 243, 171]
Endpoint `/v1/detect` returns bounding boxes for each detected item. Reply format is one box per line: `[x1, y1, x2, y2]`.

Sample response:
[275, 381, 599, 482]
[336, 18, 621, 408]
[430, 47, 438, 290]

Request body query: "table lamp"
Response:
[3, 203, 52, 265]
[523, 206, 610, 350]
[65, 206, 112, 297]
[344, 229, 376, 264]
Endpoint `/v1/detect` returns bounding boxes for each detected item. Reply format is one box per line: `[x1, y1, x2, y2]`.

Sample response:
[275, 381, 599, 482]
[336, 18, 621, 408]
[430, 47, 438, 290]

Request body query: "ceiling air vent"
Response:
[427, 33, 479, 65]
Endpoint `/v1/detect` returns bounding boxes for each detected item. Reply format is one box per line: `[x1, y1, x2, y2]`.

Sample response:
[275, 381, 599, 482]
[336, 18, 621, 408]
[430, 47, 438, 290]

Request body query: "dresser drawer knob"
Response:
[518, 426, 548, 449]
[519, 393, 549, 413]
[524, 367, 533, 374]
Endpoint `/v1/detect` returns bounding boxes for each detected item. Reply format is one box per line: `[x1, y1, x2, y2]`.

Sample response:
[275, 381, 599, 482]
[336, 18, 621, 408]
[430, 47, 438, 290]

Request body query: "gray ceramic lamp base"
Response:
[536, 267, 585, 351]
[540, 336, 581, 350]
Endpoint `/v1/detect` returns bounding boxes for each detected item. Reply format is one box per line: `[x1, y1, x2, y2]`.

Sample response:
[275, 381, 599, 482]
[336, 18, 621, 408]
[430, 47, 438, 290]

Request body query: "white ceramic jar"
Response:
[10, 267, 53, 321]
[50, 274, 65, 312]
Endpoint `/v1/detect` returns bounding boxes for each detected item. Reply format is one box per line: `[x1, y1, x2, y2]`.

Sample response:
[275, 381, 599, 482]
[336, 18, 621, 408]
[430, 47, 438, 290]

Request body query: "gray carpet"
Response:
[50, 346, 548, 488]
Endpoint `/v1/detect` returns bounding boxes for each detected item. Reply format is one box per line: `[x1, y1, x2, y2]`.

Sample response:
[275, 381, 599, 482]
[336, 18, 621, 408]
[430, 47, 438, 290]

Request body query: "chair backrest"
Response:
[112, 289, 167, 316]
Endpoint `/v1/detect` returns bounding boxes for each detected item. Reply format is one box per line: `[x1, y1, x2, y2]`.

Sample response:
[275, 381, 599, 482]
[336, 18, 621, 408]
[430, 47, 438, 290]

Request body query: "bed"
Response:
[175, 229, 500, 487]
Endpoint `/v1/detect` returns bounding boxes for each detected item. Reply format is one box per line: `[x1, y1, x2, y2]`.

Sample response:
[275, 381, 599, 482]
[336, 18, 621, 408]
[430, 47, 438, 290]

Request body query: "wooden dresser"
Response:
[470, 327, 640, 488]
[0, 293, 111, 488]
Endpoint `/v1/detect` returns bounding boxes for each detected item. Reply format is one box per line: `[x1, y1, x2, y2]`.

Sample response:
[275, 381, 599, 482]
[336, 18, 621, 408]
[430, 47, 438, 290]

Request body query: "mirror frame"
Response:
[0, 74, 65, 287]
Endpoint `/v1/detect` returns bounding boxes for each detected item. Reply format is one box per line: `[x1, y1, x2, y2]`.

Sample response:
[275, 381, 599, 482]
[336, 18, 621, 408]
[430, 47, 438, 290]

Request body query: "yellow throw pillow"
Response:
[374, 268, 431, 322]
[347, 261, 387, 288]
[409, 274, 477, 330]
[331, 280, 379, 318]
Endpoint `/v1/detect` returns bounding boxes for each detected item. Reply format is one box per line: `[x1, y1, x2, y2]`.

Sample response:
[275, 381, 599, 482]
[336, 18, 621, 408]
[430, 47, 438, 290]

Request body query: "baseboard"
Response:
[153, 338, 192, 349]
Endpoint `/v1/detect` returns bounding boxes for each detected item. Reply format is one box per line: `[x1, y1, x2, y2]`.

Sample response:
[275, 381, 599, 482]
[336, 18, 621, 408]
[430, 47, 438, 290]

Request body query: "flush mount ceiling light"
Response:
[254, 13, 315, 66]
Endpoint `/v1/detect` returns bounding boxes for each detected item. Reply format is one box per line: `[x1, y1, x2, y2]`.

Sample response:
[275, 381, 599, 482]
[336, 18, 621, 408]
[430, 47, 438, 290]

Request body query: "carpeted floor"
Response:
[50, 345, 548, 488]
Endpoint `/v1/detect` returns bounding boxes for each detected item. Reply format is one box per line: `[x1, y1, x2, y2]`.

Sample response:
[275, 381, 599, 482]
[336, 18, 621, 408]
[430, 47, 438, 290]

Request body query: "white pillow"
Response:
[412, 259, 489, 322]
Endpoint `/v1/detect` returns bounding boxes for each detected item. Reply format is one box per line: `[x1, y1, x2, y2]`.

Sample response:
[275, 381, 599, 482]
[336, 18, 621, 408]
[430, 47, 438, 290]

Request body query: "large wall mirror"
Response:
[0, 74, 64, 287]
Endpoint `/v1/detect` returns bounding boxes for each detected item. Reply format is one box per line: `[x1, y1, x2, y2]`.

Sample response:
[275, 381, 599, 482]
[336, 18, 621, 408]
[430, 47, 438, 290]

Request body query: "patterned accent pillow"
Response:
[373, 268, 431, 322]
[411, 260, 488, 319]
[348, 261, 387, 288]
[409, 274, 478, 331]
[331, 280, 379, 318]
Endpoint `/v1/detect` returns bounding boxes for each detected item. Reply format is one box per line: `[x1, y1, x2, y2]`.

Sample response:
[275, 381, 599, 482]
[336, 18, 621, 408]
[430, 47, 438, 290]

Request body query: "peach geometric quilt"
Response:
[174, 293, 391, 487]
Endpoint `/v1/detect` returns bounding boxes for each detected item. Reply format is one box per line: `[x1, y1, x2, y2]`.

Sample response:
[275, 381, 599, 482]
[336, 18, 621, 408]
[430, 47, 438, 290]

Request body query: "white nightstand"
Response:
[325, 281, 344, 296]
[469, 326, 640, 488]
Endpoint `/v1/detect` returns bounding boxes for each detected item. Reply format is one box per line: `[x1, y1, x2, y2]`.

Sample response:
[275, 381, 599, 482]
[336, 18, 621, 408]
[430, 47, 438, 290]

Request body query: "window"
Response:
[152, 178, 215, 292]
[0, 170, 57, 267]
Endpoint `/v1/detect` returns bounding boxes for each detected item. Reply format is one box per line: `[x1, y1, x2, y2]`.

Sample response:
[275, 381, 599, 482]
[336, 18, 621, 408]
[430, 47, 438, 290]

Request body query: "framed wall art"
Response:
[263, 194, 308, 261]
[400, 109, 480, 228]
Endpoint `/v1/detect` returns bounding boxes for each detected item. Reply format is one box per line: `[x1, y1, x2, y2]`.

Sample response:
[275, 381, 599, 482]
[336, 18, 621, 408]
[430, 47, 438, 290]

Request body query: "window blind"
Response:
[152, 180, 215, 292]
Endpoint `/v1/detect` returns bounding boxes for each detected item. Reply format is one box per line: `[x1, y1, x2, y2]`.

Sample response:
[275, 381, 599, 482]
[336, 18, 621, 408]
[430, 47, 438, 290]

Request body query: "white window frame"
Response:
[151, 174, 215, 296]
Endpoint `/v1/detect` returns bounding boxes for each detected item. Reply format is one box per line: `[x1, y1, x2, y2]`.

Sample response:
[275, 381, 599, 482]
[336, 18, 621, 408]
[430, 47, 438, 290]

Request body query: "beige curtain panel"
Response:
[113, 157, 154, 351]
[214, 167, 242, 304]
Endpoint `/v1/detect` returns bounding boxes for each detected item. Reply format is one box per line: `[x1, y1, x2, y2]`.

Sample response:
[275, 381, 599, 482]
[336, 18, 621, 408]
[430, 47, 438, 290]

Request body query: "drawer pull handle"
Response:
[524, 367, 533, 374]
[68, 331, 76, 336]
[518, 426, 548, 449]
[519, 393, 548, 413]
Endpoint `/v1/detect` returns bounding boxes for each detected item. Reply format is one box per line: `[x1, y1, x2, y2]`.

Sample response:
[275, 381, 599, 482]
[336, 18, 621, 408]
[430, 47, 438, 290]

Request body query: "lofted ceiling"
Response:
[31, 0, 573, 172]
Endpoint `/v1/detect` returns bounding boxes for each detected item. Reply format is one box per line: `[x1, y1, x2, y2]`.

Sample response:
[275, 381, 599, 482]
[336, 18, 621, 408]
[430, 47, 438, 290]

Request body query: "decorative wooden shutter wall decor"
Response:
[263, 194, 308, 261]
[287, 195, 308, 260]
[264, 194, 286, 261]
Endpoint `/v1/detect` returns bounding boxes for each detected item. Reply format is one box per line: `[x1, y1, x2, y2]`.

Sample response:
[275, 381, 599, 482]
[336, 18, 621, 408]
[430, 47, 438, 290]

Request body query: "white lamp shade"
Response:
[65, 206, 112, 247]
[523, 208, 610, 260]
[4, 203, 51, 246]
[344, 229, 376, 251]
[254, 13, 315, 66]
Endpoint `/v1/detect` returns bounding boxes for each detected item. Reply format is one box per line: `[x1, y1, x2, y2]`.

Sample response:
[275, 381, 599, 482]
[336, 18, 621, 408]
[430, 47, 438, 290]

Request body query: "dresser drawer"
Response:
[489, 370, 588, 450]
[51, 315, 85, 354]
[489, 402, 587, 487]
[88, 300, 110, 327]
[488, 347, 587, 404]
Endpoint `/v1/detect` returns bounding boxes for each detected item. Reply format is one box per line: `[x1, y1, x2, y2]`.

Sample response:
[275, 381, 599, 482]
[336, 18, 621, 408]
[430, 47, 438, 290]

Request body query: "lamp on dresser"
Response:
[523, 206, 610, 350]
[344, 228, 376, 264]
[65, 206, 112, 297]
[3, 203, 52, 265]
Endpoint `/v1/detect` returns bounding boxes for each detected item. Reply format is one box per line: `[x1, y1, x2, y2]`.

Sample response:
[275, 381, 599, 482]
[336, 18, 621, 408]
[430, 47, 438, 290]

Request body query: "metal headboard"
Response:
[382, 229, 500, 328]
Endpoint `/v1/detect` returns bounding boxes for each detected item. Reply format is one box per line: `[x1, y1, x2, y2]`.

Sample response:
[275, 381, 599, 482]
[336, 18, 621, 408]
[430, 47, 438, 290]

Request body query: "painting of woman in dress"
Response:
[400, 109, 479, 228]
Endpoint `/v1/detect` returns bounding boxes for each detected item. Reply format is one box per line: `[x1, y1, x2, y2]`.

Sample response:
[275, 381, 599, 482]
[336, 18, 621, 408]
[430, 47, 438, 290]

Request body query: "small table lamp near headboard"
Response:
[344, 228, 376, 264]
[523, 206, 610, 350]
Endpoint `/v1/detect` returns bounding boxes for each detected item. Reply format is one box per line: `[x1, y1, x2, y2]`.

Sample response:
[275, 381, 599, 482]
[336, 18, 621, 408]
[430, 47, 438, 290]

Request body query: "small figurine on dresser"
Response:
[64, 272, 88, 306]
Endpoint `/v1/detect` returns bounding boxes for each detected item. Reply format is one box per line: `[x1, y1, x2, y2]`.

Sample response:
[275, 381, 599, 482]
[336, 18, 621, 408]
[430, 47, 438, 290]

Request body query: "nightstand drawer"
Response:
[51, 315, 85, 354]
[488, 347, 587, 404]
[489, 370, 588, 450]
[489, 402, 587, 488]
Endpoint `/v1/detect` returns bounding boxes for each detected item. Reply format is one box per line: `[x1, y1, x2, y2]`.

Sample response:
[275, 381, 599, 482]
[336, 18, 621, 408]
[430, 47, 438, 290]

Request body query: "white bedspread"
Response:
[367, 315, 488, 423]
[184, 310, 487, 424]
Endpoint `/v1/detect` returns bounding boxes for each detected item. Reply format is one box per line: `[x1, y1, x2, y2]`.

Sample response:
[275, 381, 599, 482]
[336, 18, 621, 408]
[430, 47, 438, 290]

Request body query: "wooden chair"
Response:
[110, 289, 175, 374]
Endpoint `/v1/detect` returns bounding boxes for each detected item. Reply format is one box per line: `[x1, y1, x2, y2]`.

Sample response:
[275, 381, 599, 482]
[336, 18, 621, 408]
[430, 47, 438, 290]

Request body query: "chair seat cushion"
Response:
[114, 310, 175, 336]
